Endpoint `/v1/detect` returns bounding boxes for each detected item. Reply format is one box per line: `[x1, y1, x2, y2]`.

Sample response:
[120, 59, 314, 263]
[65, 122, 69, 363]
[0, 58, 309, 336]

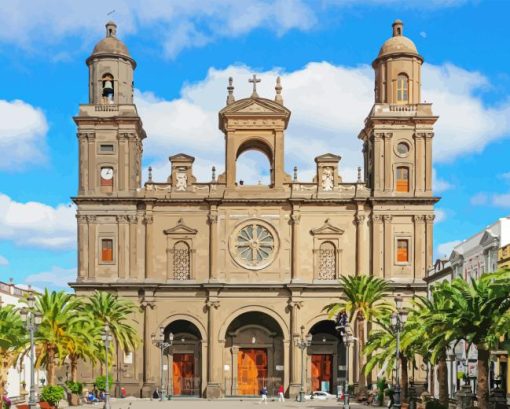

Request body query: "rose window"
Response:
[233, 223, 275, 269]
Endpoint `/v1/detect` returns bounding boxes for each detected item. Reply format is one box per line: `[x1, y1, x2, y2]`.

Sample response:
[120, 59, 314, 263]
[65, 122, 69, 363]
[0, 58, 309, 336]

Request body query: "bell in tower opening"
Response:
[102, 74, 114, 103]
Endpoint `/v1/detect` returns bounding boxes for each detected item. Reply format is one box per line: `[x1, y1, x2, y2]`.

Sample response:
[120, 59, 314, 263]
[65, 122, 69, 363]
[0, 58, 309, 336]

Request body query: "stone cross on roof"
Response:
[249, 74, 261, 98]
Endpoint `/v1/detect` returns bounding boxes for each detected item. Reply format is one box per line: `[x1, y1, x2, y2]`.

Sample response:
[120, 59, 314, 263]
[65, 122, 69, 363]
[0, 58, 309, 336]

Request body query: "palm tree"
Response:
[63, 316, 102, 382]
[33, 290, 84, 385]
[434, 272, 510, 409]
[0, 305, 27, 396]
[324, 275, 391, 391]
[84, 291, 140, 352]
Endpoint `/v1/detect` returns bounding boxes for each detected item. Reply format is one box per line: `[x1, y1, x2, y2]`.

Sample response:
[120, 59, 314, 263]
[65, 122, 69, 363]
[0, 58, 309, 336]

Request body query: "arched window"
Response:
[102, 74, 114, 102]
[318, 241, 336, 280]
[236, 149, 271, 186]
[396, 74, 409, 104]
[173, 241, 191, 280]
[396, 166, 409, 192]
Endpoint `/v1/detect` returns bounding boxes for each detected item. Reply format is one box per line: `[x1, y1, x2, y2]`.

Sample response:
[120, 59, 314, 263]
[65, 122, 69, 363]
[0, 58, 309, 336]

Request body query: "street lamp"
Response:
[101, 324, 113, 409]
[390, 295, 408, 409]
[294, 325, 312, 402]
[20, 292, 43, 409]
[341, 326, 354, 409]
[151, 327, 174, 400]
[447, 348, 456, 398]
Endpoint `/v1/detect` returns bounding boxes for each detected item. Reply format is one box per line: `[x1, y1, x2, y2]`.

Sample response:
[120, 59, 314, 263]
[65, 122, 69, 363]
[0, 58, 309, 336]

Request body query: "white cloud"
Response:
[435, 208, 447, 223]
[470, 192, 489, 206]
[0, 193, 76, 250]
[138, 61, 510, 184]
[0, 0, 468, 57]
[433, 168, 452, 193]
[436, 240, 461, 259]
[492, 193, 510, 208]
[0, 100, 48, 170]
[0, 256, 8, 266]
[25, 266, 75, 290]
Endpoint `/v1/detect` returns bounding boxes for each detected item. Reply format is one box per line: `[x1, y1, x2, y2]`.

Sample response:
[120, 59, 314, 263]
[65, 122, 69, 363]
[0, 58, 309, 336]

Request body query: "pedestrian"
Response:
[260, 385, 268, 404]
[152, 387, 160, 400]
[278, 385, 285, 402]
[120, 386, 127, 398]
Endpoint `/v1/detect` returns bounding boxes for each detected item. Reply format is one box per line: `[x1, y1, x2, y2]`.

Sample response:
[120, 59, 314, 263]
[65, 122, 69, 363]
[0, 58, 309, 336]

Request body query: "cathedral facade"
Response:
[72, 20, 438, 398]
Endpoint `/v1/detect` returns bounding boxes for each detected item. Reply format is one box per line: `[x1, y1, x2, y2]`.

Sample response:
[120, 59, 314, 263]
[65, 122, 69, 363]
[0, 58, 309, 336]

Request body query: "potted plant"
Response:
[65, 381, 83, 406]
[39, 385, 65, 409]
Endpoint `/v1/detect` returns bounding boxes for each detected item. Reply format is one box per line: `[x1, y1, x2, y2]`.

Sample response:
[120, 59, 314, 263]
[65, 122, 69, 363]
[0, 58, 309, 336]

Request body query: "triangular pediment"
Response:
[480, 230, 498, 247]
[169, 153, 195, 162]
[315, 153, 341, 162]
[220, 97, 290, 116]
[310, 219, 345, 236]
[163, 218, 198, 235]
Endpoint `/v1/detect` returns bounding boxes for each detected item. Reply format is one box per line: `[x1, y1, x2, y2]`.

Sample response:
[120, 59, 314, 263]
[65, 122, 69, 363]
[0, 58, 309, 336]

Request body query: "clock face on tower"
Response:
[100, 167, 113, 180]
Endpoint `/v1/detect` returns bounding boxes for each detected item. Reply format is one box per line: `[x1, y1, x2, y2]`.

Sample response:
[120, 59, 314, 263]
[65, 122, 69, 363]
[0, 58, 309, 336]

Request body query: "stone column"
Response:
[86, 215, 96, 279]
[424, 133, 434, 194]
[144, 213, 154, 279]
[383, 133, 393, 192]
[231, 346, 239, 396]
[128, 215, 138, 279]
[206, 299, 221, 398]
[283, 339, 290, 394]
[291, 208, 301, 281]
[413, 215, 426, 280]
[167, 350, 174, 396]
[76, 215, 88, 281]
[414, 133, 426, 193]
[372, 215, 384, 277]
[373, 133, 384, 192]
[289, 300, 303, 397]
[87, 134, 96, 194]
[383, 215, 393, 278]
[117, 215, 129, 280]
[425, 215, 435, 272]
[355, 214, 366, 275]
[118, 133, 126, 192]
[78, 134, 88, 193]
[208, 207, 219, 281]
[140, 300, 155, 397]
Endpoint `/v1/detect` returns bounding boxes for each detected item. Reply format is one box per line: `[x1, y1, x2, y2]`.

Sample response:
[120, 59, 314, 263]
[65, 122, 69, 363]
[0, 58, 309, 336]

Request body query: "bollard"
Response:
[456, 384, 475, 409]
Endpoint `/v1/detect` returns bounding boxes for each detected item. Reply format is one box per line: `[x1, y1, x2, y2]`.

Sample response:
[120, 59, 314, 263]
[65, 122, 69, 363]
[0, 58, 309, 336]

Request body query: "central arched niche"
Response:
[235, 139, 273, 186]
[308, 320, 345, 395]
[224, 311, 284, 396]
[163, 320, 203, 397]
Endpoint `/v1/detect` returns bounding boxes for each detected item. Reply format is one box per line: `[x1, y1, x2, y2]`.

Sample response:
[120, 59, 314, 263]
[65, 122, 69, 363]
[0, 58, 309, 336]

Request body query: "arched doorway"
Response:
[308, 320, 345, 396]
[225, 311, 285, 396]
[163, 320, 202, 397]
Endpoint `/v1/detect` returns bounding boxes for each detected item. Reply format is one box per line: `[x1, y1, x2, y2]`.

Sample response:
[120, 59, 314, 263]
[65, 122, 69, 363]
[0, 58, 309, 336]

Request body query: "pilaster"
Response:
[424, 133, 434, 193]
[86, 215, 96, 279]
[414, 133, 426, 193]
[372, 215, 384, 277]
[373, 133, 384, 192]
[144, 212, 154, 280]
[208, 207, 219, 281]
[291, 206, 301, 281]
[355, 214, 367, 275]
[128, 215, 138, 280]
[288, 300, 303, 396]
[77, 215, 88, 280]
[87, 134, 96, 194]
[206, 298, 222, 398]
[425, 215, 435, 272]
[383, 215, 393, 278]
[117, 215, 129, 280]
[413, 215, 426, 279]
[383, 133, 393, 192]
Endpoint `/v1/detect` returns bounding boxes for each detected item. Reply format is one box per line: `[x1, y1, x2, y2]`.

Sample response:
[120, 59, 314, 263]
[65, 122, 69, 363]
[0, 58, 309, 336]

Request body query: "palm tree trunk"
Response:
[401, 355, 409, 402]
[437, 356, 448, 406]
[477, 347, 490, 409]
[47, 345, 56, 385]
[71, 356, 78, 382]
[358, 318, 367, 393]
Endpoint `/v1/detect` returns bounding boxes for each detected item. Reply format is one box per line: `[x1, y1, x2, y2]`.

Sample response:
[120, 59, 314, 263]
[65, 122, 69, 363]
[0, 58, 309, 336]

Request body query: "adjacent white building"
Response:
[0, 280, 45, 398]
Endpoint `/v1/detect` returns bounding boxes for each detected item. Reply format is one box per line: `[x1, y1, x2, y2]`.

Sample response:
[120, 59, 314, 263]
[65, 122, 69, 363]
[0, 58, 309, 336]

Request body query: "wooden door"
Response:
[173, 353, 194, 395]
[237, 349, 268, 395]
[311, 354, 332, 392]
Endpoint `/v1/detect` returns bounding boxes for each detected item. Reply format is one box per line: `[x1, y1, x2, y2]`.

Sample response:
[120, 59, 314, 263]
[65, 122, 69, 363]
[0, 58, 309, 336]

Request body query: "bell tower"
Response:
[75, 21, 145, 196]
[360, 20, 437, 197]
[218, 76, 291, 189]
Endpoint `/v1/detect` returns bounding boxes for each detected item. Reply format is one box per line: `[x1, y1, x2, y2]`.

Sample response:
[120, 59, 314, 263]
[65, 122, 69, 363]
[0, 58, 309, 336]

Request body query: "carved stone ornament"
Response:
[163, 218, 198, 235]
[175, 172, 188, 191]
[425, 214, 436, 223]
[355, 215, 366, 225]
[310, 219, 345, 236]
[85, 215, 97, 223]
[116, 215, 129, 224]
[413, 215, 426, 224]
[321, 167, 334, 191]
[206, 300, 220, 310]
[372, 215, 383, 224]
[143, 215, 154, 225]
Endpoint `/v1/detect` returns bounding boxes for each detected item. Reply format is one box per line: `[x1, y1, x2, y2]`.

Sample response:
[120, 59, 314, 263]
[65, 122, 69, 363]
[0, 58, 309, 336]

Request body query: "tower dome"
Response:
[87, 21, 136, 68]
[375, 20, 421, 63]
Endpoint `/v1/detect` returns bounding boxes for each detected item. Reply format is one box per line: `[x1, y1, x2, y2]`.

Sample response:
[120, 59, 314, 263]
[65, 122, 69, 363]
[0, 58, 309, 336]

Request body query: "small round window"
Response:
[396, 142, 410, 157]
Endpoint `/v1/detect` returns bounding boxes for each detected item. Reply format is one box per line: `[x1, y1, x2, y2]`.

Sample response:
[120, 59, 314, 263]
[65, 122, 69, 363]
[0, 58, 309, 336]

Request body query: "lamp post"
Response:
[294, 325, 312, 402]
[390, 295, 408, 409]
[447, 348, 456, 398]
[341, 326, 354, 409]
[101, 324, 113, 409]
[20, 292, 43, 409]
[151, 327, 174, 400]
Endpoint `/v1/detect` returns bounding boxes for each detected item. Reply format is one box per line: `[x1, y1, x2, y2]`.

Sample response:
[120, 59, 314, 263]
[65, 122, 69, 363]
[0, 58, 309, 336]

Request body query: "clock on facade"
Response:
[100, 167, 114, 180]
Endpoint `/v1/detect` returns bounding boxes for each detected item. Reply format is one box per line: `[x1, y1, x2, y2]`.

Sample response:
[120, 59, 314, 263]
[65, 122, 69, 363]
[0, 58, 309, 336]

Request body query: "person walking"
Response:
[260, 385, 268, 404]
[278, 385, 285, 402]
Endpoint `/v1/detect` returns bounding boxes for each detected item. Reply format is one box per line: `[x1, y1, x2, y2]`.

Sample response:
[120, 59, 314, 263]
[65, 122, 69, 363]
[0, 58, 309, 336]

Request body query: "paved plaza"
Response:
[78, 399, 360, 409]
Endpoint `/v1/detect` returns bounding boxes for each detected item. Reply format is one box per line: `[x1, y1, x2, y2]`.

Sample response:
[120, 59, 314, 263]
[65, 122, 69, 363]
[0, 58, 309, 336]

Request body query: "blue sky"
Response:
[0, 0, 509, 290]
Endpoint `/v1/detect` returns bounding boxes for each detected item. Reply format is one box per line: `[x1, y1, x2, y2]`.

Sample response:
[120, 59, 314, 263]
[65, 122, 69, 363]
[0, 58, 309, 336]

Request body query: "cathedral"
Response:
[72, 19, 438, 398]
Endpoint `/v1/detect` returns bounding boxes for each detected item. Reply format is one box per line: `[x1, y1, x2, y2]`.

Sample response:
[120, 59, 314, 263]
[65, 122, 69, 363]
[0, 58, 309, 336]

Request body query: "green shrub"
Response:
[425, 399, 448, 409]
[40, 385, 65, 407]
[65, 381, 83, 395]
[376, 378, 387, 405]
[94, 375, 113, 392]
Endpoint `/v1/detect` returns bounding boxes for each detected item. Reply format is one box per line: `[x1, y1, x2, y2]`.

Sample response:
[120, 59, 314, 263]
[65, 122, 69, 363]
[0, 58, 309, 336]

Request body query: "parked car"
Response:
[304, 391, 337, 400]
